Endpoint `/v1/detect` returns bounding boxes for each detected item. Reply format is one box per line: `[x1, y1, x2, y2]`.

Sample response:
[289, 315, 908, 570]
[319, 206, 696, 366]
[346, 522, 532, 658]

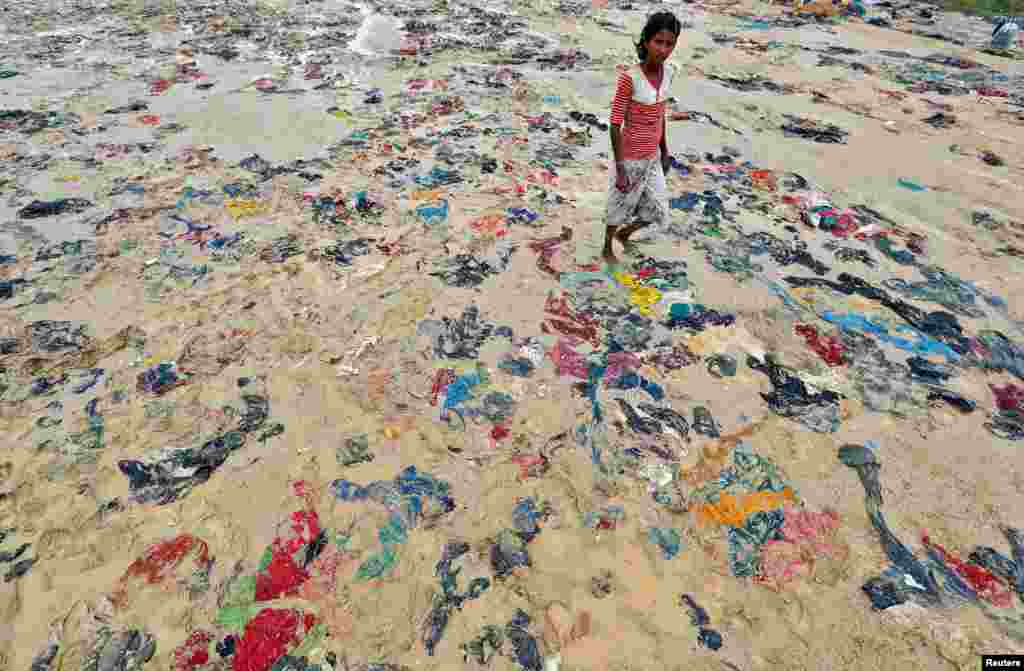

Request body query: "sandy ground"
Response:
[1, 0, 1024, 670]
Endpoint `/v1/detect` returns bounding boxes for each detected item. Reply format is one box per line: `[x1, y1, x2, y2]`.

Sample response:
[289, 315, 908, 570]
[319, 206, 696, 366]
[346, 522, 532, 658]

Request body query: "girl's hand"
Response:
[615, 163, 631, 192]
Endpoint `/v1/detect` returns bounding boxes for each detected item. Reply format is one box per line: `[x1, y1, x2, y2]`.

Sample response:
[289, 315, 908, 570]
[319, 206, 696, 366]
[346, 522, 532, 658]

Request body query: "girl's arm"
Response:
[659, 113, 668, 158]
[609, 71, 632, 170]
[659, 106, 670, 169]
[610, 125, 625, 165]
[660, 66, 673, 166]
[610, 124, 630, 192]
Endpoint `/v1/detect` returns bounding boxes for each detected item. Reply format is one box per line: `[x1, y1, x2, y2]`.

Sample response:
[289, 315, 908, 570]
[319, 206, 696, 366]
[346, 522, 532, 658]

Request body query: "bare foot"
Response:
[615, 233, 641, 257]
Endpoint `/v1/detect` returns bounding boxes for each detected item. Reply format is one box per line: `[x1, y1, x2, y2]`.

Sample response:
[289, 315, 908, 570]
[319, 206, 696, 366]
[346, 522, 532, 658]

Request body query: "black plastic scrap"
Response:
[337, 434, 374, 466]
[260, 235, 302, 263]
[28, 320, 91, 352]
[239, 153, 289, 181]
[970, 529, 1024, 597]
[970, 330, 1024, 381]
[748, 355, 842, 418]
[616, 399, 662, 435]
[927, 388, 976, 414]
[707, 73, 795, 94]
[96, 630, 157, 671]
[30, 639, 60, 671]
[0, 277, 30, 301]
[418, 305, 511, 360]
[987, 408, 1024, 441]
[569, 110, 609, 131]
[0, 109, 80, 135]
[664, 306, 736, 332]
[692, 405, 721, 438]
[430, 251, 512, 288]
[304, 531, 327, 568]
[831, 245, 876, 267]
[838, 444, 944, 609]
[34, 628, 157, 671]
[590, 570, 614, 598]
[423, 541, 491, 656]
[0, 529, 36, 583]
[117, 393, 281, 504]
[679, 594, 723, 651]
[118, 432, 248, 505]
[980, 150, 1005, 167]
[780, 115, 849, 143]
[270, 656, 320, 671]
[17, 198, 94, 219]
[462, 625, 504, 665]
[322, 238, 373, 266]
[505, 610, 543, 671]
[638, 403, 691, 441]
[903, 357, 976, 413]
[838, 444, 1024, 620]
[906, 356, 954, 384]
[643, 344, 698, 371]
[743, 232, 830, 275]
[105, 102, 149, 114]
[783, 273, 970, 354]
[922, 112, 956, 128]
[491, 498, 546, 578]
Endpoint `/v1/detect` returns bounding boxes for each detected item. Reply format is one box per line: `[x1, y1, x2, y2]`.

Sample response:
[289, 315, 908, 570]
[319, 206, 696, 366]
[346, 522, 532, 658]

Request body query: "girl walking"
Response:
[603, 11, 681, 263]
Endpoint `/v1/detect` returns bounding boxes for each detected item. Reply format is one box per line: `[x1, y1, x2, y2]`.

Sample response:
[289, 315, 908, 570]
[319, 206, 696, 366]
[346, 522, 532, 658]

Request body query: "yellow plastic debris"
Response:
[225, 199, 268, 220]
[612, 272, 639, 289]
[629, 286, 662, 315]
[613, 272, 662, 315]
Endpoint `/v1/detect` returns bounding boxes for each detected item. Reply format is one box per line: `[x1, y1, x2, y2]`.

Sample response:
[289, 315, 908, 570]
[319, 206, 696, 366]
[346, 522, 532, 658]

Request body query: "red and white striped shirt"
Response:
[609, 63, 675, 160]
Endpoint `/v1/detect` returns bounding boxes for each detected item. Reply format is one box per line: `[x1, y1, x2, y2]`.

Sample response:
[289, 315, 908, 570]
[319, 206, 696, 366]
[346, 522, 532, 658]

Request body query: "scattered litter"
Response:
[679, 594, 723, 651]
[5, 1, 1023, 668]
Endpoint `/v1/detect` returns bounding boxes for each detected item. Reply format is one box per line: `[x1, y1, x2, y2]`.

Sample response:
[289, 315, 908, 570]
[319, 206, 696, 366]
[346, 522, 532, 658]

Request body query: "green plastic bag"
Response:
[378, 516, 408, 547]
[291, 623, 328, 658]
[216, 604, 262, 632]
[355, 548, 398, 581]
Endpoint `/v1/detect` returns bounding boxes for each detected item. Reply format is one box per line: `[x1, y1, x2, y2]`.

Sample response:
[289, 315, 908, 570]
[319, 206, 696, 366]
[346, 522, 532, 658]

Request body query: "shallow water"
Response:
[2, 0, 1024, 669]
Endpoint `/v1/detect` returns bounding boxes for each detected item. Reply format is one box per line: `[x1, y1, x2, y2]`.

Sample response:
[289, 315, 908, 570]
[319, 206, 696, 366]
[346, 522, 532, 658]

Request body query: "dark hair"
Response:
[636, 11, 682, 61]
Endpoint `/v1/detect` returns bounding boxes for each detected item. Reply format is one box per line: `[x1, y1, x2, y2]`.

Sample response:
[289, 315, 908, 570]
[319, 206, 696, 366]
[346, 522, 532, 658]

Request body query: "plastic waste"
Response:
[706, 354, 738, 377]
[680, 594, 723, 650]
[992, 20, 1020, 49]
[423, 541, 490, 656]
[648, 527, 682, 559]
[897, 178, 927, 192]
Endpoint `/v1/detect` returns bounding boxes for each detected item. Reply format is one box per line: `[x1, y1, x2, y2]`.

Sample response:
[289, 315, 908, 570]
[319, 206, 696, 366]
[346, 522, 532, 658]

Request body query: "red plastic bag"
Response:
[233, 609, 316, 671]
[174, 631, 213, 671]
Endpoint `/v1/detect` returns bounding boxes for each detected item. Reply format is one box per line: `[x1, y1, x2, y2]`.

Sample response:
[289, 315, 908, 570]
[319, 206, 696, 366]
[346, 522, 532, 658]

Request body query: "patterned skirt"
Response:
[605, 155, 669, 228]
